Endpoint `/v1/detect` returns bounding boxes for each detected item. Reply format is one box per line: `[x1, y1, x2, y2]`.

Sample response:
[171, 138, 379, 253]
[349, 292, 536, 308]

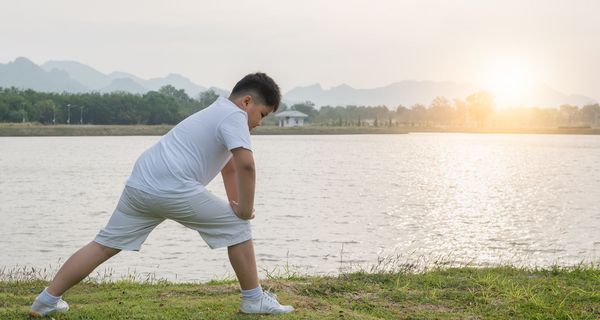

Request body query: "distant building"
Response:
[274, 110, 309, 127]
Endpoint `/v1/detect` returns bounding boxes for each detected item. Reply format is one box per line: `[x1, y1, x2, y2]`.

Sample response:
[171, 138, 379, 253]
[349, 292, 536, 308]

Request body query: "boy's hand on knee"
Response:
[230, 200, 255, 220]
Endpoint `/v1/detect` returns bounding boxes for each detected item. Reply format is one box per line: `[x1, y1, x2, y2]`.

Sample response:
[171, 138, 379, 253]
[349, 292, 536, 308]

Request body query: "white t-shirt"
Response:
[126, 96, 252, 197]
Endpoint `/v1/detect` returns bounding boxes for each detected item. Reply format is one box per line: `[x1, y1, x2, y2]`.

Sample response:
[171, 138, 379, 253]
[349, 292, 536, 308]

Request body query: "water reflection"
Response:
[0, 133, 599, 281]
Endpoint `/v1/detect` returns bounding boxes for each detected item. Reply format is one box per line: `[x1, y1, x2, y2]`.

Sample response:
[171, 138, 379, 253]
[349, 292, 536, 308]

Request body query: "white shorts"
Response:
[94, 186, 252, 251]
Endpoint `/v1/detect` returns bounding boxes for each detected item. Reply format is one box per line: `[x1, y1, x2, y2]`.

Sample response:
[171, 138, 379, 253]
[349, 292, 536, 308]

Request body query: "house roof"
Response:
[274, 110, 309, 118]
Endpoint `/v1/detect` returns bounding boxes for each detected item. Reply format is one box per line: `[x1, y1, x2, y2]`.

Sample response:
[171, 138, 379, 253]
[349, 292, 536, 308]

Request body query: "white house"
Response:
[274, 110, 309, 127]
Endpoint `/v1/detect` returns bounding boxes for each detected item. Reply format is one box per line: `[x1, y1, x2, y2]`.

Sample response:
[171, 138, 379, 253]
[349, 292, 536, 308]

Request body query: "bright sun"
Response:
[485, 60, 535, 107]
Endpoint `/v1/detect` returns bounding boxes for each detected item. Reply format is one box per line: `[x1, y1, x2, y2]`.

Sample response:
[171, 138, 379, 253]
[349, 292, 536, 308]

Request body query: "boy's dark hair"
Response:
[230, 72, 281, 112]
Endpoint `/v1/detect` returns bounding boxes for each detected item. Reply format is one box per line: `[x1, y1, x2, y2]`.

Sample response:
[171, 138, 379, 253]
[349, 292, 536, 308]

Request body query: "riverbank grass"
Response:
[2, 123, 600, 136]
[1, 266, 598, 319]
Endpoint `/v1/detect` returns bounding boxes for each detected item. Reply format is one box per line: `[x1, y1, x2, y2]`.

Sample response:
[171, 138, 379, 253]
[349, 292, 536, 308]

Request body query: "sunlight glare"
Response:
[485, 60, 535, 107]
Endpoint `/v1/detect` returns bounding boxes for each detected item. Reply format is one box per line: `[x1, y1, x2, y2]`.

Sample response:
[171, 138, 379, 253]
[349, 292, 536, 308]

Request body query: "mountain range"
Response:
[0, 57, 596, 108]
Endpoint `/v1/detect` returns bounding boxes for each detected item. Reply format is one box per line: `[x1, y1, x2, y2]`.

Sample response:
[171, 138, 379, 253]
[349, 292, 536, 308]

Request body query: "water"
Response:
[1, 133, 599, 282]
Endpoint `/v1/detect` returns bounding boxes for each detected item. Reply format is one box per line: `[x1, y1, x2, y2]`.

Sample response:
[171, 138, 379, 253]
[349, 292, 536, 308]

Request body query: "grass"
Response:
[0, 123, 411, 136]
[2, 122, 600, 136]
[1, 264, 598, 319]
[0, 123, 173, 136]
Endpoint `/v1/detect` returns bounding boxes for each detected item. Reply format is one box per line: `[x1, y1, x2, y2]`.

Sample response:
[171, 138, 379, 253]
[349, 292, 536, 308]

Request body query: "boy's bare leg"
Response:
[227, 239, 259, 290]
[228, 239, 293, 314]
[46, 241, 121, 296]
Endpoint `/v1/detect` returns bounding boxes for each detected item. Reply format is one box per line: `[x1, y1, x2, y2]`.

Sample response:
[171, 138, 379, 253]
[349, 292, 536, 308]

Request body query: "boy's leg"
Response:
[227, 239, 259, 290]
[48, 185, 165, 296]
[228, 239, 294, 314]
[47, 241, 120, 296]
[32, 186, 161, 316]
[171, 189, 292, 313]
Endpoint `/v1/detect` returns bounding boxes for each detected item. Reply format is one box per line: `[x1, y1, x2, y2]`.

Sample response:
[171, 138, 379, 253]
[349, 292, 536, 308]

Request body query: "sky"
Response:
[1, 0, 599, 100]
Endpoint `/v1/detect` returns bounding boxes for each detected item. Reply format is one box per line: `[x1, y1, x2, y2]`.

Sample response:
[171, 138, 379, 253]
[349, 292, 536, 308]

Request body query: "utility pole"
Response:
[79, 105, 84, 124]
[65, 104, 71, 124]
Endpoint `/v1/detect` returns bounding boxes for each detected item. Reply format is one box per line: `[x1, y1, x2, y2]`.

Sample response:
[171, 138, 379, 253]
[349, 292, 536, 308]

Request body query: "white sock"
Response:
[38, 287, 61, 305]
[241, 285, 262, 300]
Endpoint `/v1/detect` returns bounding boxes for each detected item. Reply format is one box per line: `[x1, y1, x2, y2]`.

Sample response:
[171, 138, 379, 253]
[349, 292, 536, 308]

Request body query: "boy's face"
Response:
[240, 96, 273, 130]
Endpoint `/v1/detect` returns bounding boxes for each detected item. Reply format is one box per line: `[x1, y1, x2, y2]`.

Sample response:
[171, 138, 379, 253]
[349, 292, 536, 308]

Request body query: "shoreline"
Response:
[2, 266, 598, 319]
[0, 123, 599, 136]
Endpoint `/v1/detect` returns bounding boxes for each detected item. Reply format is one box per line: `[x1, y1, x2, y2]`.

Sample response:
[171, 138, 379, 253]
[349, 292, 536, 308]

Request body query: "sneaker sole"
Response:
[239, 310, 294, 314]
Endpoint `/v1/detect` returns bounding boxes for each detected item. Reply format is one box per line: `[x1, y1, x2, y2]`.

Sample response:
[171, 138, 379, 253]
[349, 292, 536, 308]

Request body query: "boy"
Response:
[30, 72, 294, 316]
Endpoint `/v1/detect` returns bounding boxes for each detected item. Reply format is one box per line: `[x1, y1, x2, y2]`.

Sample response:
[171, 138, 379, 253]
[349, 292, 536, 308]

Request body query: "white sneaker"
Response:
[29, 297, 69, 317]
[240, 290, 294, 314]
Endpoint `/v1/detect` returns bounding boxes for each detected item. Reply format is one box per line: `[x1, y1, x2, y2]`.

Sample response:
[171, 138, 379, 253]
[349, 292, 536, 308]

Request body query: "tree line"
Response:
[0, 86, 219, 125]
[278, 92, 600, 128]
[1, 86, 599, 128]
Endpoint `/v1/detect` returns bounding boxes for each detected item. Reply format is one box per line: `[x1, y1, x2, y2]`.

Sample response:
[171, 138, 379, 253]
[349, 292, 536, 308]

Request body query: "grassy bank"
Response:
[0, 123, 173, 136]
[404, 126, 600, 135]
[252, 126, 410, 135]
[1, 266, 598, 319]
[2, 123, 600, 136]
[255, 125, 600, 135]
[0, 123, 410, 136]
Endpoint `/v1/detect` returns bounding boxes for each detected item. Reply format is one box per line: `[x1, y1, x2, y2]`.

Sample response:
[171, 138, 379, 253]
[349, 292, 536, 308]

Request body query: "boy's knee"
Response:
[228, 239, 253, 250]
[92, 241, 121, 256]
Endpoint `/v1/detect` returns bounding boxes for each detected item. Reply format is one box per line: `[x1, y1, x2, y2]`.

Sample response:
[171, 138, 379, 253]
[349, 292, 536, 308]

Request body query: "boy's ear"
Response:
[243, 95, 253, 107]
[236, 95, 251, 111]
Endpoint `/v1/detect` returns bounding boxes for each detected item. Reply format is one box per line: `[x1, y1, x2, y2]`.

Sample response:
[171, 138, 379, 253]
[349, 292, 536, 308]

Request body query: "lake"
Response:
[1, 133, 599, 282]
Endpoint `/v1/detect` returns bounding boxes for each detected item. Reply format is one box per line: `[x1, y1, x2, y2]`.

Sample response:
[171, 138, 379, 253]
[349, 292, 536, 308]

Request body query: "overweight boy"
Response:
[30, 72, 294, 316]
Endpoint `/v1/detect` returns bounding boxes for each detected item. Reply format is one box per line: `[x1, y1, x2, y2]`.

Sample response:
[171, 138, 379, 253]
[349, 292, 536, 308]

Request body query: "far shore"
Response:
[0, 123, 599, 136]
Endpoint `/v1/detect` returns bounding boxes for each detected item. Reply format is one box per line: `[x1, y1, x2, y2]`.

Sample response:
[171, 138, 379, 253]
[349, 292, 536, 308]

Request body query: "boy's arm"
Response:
[221, 158, 238, 203]
[230, 147, 255, 220]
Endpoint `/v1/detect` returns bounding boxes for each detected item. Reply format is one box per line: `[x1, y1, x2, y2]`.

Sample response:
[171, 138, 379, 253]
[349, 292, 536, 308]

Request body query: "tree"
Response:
[410, 104, 427, 126]
[278, 102, 289, 112]
[198, 89, 219, 109]
[373, 106, 389, 127]
[0, 101, 8, 122]
[0, 88, 205, 125]
[159, 85, 188, 101]
[466, 91, 495, 127]
[143, 91, 179, 124]
[429, 96, 453, 126]
[316, 106, 337, 125]
[395, 105, 409, 125]
[34, 99, 56, 124]
[580, 104, 600, 126]
[291, 101, 318, 121]
[345, 105, 358, 126]
[453, 98, 469, 127]
[559, 104, 579, 126]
